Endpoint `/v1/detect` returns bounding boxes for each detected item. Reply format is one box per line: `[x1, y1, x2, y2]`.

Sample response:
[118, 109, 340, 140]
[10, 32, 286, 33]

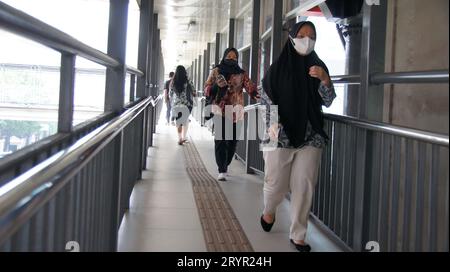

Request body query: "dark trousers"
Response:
[215, 139, 238, 173]
[214, 117, 240, 173]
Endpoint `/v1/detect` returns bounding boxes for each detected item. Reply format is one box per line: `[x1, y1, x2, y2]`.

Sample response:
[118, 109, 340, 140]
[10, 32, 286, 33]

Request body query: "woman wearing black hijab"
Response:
[204, 48, 259, 181]
[259, 21, 336, 252]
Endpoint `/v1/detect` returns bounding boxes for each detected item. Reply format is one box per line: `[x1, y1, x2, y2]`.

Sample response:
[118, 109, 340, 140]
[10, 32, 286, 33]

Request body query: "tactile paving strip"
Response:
[182, 139, 254, 252]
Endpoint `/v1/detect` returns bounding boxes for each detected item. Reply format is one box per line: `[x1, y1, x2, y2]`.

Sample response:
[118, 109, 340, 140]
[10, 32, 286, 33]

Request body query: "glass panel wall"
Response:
[237, 0, 251, 10]
[258, 36, 272, 85]
[307, 16, 346, 115]
[210, 42, 216, 67]
[126, 0, 140, 69]
[261, 0, 274, 34]
[73, 58, 106, 125]
[2, 0, 110, 53]
[0, 31, 60, 158]
[220, 30, 229, 58]
[1, 0, 111, 127]
[235, 8, 253, 50]
[283, 0, 301, 15]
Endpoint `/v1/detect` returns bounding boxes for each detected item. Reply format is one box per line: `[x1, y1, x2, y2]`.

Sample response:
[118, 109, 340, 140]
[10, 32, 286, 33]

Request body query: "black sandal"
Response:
[290, 239, 312, 252]
[260, 215, 275, 232]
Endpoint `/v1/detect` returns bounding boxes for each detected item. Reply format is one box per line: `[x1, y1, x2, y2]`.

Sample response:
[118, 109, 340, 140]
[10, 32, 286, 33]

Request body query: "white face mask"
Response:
[290, 36, 316, 56]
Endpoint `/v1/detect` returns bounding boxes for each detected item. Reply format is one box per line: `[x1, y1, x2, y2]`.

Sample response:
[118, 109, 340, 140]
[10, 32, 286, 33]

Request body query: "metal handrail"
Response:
[371, 70, 449, 84]
[243, 103, 448, 146]
[150, 95, 163, 107]
[331, 75, 361, 85]
[0, 2, 121, 69]
[329, 70, 449, 85]
[325, 113, 448, 147]
[126, 66, 145, 77]
[0, 112, 115, 174]
[0, 95, 163, 243]
[1, 63, 143, 77]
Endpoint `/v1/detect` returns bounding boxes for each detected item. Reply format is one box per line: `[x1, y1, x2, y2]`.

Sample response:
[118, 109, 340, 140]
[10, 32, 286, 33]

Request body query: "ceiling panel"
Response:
[154, 0, 231, 71]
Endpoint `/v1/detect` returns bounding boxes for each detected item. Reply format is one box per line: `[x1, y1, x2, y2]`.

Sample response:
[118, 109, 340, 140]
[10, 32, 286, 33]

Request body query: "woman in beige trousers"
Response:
[259, 21, 336, 252]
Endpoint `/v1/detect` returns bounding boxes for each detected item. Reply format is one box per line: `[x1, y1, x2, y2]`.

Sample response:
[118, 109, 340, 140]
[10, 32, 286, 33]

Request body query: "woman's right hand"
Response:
[268, 123, 280, 141]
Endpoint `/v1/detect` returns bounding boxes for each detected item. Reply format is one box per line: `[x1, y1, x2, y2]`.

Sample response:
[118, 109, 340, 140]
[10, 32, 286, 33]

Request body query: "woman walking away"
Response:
[170, 65, 196, 145]
[260, 21, 336, 252]
[204, 48, 259, 181]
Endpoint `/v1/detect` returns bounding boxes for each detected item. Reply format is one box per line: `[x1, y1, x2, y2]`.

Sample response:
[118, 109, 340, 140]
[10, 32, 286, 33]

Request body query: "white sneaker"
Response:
[218, 173, 227, 181]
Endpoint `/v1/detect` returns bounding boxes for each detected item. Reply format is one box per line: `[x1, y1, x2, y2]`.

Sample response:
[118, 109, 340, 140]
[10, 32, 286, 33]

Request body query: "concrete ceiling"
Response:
[154, 0, 231, 72]
[150, 0, 327, 73]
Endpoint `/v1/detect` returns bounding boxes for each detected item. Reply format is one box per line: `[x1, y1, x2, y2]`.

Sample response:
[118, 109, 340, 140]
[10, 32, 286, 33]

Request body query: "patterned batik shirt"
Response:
[204, 68, 258, 123]
[259, 82, 336, 150]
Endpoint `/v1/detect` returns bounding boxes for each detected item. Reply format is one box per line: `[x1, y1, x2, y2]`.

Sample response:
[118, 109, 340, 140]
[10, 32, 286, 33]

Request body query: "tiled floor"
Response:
[118, 110, 344, 252]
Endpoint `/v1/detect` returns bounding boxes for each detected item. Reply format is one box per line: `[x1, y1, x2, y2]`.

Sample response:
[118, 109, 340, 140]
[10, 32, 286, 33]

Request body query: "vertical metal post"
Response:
[246, 0, 260, 174]
[194, 58, 198, 88]
[105, 0, 129, 113]
[204, 48, 209, 84]
[110, 133, 124, 251]
[342, 18, 362, 117]
[145, 11, 155, 97]
[150, 14, 159, 97]
[351, 0, 388, 252]
[141, 107, 148, 170]
[130, 74, 136, 102]
[158, 38, 162, 92]
[359, 0, 387, 121]
[352, 128, 367, 252]
[249, 0, 260, 83]
[155, 30, 161, 96]
[58, 53, 75, 133]
[197, 55, 202, 91]
[270, 0, 283, 63]
[228, 18, 235, 48]
[138, 1, 153, 167]
[148, 106, 154, 147]
[137, 0, 153, 99]
[215, 33, 221, 65]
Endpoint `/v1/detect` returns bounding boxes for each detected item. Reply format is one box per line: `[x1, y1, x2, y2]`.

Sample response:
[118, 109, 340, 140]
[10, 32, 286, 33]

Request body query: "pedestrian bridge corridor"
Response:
[117, 110, 341, 252]
[0, 0, 448, 253]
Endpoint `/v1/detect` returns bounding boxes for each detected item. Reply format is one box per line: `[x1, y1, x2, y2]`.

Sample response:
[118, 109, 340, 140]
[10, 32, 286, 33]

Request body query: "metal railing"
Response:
[371, 70, 449, 84]
[0, 112, 115, 187]
[313, 114, 448, 252]
[0, 96, 163, 251]
[231, 68, 449, 252]
[237, 103, 449, 252]
[0, 2, 146, 184]
[331, 70, 449, 85]
[0, 1, 166, 252]
[235, 95, 251, 163]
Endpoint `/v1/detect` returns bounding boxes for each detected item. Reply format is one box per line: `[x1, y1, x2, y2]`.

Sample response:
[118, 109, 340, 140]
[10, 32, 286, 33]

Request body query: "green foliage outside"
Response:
[0, 120, 57, 153]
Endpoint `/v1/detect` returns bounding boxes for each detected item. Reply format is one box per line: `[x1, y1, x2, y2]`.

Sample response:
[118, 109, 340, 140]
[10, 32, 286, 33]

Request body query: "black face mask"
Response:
[223, 59, 238, 66]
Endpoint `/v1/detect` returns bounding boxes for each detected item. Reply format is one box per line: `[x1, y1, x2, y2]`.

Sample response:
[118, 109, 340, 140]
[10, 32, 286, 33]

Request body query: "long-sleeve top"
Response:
[204, 67, 259, 122]
[260, 82, 336, 150]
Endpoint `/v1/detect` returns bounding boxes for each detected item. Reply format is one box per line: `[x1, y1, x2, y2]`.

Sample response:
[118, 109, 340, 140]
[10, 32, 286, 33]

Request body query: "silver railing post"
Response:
[58, 54, 76, 133]
[105, 0, 129, 113]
